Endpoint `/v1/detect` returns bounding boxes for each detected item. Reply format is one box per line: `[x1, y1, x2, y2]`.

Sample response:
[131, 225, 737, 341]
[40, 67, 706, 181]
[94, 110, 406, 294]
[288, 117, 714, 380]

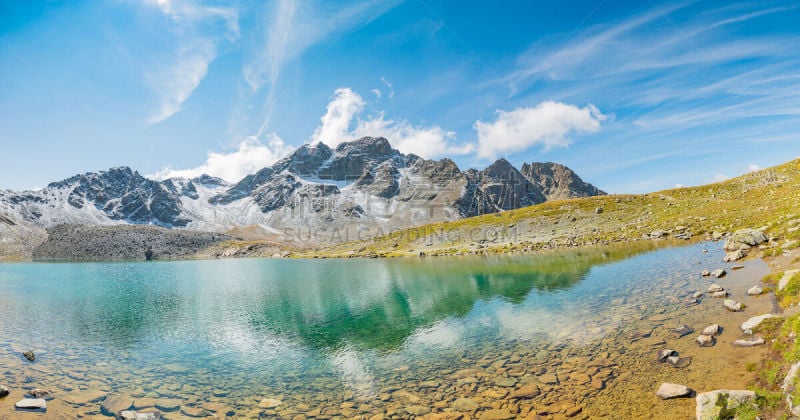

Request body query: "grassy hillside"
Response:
[299, 158, 800, 258]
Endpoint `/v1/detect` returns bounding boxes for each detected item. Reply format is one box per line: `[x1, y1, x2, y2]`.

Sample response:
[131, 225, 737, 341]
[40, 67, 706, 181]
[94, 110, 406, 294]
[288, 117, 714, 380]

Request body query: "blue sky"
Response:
[2, 0, 800, 193]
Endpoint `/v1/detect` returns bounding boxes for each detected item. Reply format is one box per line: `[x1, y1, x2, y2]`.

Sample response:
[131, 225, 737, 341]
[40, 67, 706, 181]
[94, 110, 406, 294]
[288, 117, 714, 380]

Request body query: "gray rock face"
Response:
[656, 383, 692, 399]
[520, 162, 605, 200]
[696, 390, 756, 420]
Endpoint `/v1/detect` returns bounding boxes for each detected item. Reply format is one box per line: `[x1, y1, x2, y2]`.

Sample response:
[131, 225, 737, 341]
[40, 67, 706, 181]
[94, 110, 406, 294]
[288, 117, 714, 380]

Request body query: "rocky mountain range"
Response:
[0, 137, 604, 251]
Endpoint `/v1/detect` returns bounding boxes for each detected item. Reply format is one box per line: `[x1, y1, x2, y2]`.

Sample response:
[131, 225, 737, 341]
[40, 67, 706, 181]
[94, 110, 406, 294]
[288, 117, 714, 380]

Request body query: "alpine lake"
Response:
[0, 241, 774, 419]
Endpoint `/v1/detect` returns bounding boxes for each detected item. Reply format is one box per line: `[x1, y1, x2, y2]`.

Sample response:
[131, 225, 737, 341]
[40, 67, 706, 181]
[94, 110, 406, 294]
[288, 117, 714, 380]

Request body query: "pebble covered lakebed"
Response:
[0, 241, 775, 418]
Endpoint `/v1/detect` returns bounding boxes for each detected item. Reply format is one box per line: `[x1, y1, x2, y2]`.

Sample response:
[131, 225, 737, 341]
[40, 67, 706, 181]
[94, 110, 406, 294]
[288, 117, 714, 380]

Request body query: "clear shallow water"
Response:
[0, 242, 773, 418]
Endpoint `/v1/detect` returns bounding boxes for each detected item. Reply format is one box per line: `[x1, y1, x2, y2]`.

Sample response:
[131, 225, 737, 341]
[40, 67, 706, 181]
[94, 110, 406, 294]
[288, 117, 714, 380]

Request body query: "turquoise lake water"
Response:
[0, 242, 771, 418]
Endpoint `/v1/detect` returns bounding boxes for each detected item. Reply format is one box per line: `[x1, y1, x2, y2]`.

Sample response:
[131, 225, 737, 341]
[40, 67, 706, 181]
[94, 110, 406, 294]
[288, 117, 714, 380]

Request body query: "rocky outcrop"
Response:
[520, 162, 605, 200]
[723, 228, 768, 251]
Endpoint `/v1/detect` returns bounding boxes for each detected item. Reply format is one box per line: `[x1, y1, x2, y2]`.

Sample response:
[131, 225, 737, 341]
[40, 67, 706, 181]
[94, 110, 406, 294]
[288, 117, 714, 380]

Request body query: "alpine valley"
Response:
[0, 136, 604, 259]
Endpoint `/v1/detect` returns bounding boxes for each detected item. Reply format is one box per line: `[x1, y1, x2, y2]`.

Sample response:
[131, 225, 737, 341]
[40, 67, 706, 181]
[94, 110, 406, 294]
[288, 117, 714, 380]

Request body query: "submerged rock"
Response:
[656, 383, 693, 399]
[656, 349, 677, 362]
[701, 270, 711, 277]
[27, 389, 50, 399]
[733, 337, 766, 347]
[693, 291, 704, 298]
[670, 324, 693, 338]
[711, 269, 726, 278]
[452, 398, 479, 412]
[259, 398, 282, 409]
[15, 398, 46, 410]
[724, 299, 743, 312]
[740, 314, 775, 331]
[22, 351, 35, 362]
[710, 291, 728, 298]
[101, 395, 133, 416]
[747, 285, 764, 295]
[696, 334, 716, 347]
[666, 355, 692, 368]
[510, 384, 540, 399]
[708, 283, 724, 293]
[119, 411, 162, 420]
[696, 390, 756, 420]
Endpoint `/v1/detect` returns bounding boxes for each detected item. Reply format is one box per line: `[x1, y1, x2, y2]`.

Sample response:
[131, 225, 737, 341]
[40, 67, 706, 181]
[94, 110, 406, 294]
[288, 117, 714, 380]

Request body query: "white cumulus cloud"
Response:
[311, 88, 366, 147]
[475, 101, 606, 159]
[150, 135, 294, 182]
[310, 88, 472, 158]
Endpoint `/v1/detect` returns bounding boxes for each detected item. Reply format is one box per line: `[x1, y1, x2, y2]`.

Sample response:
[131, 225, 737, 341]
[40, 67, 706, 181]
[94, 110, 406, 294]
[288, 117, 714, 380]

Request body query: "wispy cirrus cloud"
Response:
[244, 0, 402, 135]
[145, 0, 239, 124]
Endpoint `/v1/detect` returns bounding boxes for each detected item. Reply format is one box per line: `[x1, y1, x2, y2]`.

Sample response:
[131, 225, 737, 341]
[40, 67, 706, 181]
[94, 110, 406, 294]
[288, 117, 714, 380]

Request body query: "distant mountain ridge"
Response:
[0, 137, 605, 243]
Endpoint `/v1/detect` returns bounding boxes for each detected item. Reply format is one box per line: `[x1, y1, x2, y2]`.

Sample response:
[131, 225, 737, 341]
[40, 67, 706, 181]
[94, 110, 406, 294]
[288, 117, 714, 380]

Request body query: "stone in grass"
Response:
[695, 390, 756, 420]
[656, 383, 693, 399]
[740, 314, 775, 331]
[723, 299, 743, 312]
[711, 269, 726, 278]
[696, 334, 716, 347]
[15, 398, 46, 411]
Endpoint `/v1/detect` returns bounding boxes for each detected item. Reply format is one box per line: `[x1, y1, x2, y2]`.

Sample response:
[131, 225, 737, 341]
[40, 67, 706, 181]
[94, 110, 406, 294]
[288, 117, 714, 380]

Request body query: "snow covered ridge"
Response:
[0, 137, 605, 237]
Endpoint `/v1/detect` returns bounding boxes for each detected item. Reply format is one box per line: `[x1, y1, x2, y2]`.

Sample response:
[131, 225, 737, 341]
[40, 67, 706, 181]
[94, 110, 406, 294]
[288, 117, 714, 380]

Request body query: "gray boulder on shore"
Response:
[723, 229, 768, 251]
